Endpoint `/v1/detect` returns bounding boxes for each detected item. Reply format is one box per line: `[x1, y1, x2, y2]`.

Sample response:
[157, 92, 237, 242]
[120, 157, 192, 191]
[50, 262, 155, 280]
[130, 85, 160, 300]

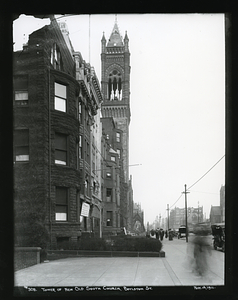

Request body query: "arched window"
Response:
[107, 70, 122, 100]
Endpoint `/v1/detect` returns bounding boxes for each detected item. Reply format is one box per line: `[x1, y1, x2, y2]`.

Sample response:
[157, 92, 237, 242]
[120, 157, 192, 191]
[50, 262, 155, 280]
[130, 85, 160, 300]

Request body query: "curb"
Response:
[47, 250, 165, 260]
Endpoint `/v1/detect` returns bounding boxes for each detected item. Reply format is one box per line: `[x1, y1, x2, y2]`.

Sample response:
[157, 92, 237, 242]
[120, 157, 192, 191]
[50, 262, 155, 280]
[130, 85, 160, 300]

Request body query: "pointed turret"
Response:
[107, 18, 124, 47]
[124, 30, 129, 41]
[124, 31, 129, 52]
[101, 32, 106, 53]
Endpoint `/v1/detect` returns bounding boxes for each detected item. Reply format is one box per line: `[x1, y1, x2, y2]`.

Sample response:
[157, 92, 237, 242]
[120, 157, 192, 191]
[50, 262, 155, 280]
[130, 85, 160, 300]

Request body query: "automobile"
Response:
[211, 223, 225, 252]
[178, 225, 187, 239]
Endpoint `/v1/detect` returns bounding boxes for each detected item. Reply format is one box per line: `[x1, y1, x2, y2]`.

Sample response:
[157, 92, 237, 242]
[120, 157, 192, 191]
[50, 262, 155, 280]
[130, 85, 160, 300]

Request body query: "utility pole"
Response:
[167, 204, 170, 230]
[182, 184, 189, 243]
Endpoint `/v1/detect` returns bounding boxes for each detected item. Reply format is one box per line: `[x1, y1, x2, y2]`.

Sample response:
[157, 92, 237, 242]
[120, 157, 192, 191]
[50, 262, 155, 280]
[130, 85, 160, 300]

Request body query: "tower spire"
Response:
[107, 15, 123, 47]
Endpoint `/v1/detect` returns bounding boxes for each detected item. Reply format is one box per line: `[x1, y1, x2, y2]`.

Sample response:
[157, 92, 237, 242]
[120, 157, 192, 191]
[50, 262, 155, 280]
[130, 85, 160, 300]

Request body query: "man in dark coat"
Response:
[160, 229, 164, 241]
[155, 229, 160, 240]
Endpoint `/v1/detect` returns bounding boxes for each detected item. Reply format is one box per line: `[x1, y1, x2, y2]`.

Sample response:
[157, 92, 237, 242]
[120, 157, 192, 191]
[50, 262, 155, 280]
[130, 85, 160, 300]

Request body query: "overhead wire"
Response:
[187, 155, 225, 190]
[157, 154, 225, 223]
[170, 194, 183, 210]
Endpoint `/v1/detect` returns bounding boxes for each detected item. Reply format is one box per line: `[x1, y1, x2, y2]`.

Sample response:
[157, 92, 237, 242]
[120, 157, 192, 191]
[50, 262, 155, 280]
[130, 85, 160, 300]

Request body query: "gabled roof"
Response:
[107, 21, 124, 47]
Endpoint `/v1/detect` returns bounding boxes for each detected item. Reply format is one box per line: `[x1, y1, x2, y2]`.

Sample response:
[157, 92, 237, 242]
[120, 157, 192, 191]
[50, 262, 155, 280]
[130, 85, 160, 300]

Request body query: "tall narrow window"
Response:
[55, 133, 67, 165]
[106, 211, 113, 226]
[78, 101, 82, 123]
[116, 132, 121, 142]
[55, 187, 68, 221]
[86, 142, 90, 163]
[55, 82, 67, 112]
[14, 129, 29, 162]
[92, 152, 96, 173]
[79, 135, 82, 159]
[85, 180, 90, 196]
[108, 77, 112, 99]
[51, 43, 62, 70]
[14, 76, 28, 106]
[106, 167, 112, 178]
[117, 149, 121, 158]
[106, 188, 112, 202]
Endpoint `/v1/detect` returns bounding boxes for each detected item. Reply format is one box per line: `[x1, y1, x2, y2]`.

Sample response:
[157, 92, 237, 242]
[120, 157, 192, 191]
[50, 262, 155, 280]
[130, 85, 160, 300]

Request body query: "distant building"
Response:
[187, 207, 204, 224]
[220, 185, 225, 222]
[133, 203, 145, 233]
[210, 206, 222, 224]
[169, 206, 203, 229]
[209, 185, 225, 224]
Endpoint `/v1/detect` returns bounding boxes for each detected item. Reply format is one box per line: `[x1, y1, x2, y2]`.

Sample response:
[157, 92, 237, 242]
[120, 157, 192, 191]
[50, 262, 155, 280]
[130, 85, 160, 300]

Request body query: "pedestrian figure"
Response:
[168, 229, 173, 241]
[191, 227, 212, 277]
[155, 229, 160, 240]
[150, 229, 156, 239]
[165, 230, 168, 238]
[160, 228, 164, 241]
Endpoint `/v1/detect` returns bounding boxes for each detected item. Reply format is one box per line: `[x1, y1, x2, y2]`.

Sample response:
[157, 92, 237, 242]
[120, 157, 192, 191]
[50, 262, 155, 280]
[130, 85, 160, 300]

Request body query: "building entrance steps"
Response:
[14, 235, 224, 287]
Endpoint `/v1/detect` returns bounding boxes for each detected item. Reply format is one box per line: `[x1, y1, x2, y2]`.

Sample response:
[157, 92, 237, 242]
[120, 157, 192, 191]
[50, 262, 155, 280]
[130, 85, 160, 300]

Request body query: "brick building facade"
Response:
[100, 118, 121, 235]
[13, 18, 102, 249]
[13, 15, 136, 250]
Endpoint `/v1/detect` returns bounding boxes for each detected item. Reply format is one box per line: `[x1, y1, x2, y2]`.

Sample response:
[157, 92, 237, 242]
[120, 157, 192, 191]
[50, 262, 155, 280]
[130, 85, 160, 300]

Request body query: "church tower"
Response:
[101, 17, 131, 183]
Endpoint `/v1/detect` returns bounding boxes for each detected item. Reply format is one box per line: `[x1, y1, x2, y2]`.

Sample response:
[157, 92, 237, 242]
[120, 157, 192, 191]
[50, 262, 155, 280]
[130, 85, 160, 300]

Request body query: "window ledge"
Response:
[14, 104, 29, 107]
[54, 221, 69, 224]
[54, 109, 67, 114]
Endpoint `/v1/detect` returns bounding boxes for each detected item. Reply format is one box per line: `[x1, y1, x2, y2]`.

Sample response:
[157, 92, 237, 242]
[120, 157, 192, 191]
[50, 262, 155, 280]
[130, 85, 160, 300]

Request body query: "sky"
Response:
[13, 14, 225, 225]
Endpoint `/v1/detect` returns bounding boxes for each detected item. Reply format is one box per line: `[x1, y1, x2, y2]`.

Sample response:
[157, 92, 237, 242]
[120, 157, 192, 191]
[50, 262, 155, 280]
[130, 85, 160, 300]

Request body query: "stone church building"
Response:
[101, 19, 134, 233]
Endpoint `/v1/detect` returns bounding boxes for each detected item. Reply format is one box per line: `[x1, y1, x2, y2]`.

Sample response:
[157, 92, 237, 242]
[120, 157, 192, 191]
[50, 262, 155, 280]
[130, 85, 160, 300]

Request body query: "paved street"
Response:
[14, 235, 224, 287]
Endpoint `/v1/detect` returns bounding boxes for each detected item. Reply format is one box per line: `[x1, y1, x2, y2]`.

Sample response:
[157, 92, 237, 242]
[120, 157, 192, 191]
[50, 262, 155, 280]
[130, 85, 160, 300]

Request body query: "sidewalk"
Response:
[14, 236, 224, 287]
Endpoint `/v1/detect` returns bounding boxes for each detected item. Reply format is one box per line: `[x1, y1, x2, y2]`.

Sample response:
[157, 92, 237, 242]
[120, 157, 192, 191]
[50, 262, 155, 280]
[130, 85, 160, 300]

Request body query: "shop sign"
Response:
[81, 202, 90, 217]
